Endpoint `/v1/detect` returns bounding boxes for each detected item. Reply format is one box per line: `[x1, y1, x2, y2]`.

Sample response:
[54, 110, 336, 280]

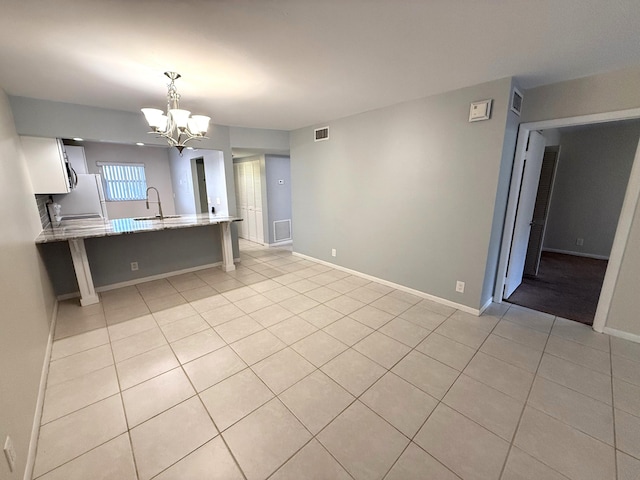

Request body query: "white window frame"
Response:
[97, 162, 147, 202]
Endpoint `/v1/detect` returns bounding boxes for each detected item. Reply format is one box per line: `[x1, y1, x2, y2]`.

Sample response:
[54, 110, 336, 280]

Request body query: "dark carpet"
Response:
[506, 251, 608, 326]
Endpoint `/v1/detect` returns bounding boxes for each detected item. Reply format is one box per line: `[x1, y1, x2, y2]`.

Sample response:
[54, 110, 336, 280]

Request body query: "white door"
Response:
[253, 161, 264, 244]
[504, 131, 546, 298]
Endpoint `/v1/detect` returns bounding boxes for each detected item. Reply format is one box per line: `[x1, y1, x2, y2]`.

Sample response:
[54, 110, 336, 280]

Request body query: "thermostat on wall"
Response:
[469, 99, 492, 122]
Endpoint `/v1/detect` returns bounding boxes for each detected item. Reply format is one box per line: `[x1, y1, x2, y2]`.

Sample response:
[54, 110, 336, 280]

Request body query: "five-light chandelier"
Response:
[141, 72, 210, 153]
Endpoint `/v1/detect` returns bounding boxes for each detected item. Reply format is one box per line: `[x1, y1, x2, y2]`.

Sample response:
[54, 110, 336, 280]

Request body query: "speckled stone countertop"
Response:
[35, 214, 242, 243]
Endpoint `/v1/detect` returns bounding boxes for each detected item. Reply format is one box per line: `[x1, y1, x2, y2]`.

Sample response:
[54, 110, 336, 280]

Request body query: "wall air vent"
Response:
[274, 219, 292, 242]
[511, 87, 523, 116]
[314, 127, 329, 142]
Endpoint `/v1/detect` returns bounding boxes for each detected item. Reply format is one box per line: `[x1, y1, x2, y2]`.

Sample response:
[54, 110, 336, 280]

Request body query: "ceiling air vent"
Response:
[314, 126, 329, 142]
[510, 87, 523, 116]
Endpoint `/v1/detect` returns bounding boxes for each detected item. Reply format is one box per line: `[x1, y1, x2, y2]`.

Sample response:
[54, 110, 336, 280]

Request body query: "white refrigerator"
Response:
[53, 174, 109, 220]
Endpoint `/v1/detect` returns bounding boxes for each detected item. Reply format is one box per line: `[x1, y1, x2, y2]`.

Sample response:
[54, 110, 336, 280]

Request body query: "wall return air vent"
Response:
[314, 127, 329, 142]
[511, 87, 523, 116]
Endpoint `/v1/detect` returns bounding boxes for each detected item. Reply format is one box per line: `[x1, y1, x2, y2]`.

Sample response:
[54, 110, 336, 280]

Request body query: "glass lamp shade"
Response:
[189, 115, 210, 135]
[169, 109, 191, 130]
[141, 108, 165, 130]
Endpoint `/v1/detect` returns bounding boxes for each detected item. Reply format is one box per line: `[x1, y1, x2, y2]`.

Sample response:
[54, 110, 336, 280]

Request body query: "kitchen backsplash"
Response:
[35, 194, 51, 229]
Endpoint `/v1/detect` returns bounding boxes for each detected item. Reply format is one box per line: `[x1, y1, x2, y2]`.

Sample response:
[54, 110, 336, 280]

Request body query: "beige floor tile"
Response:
[392, 350, 459, 399]
[223, 398, 312, 480]
[288, 278, 321, 293]
[136, 279, 178, 300]
[159, 314, 209, 342]
[273, 272, 304, 285]
[107, 314, 156, 342]
[122, 367, 195, 427]
[528, 376, 614, 445]
[483, 302, 510, 318]
[199, 368, 274, 431]
[47, 344, 113, 387]
[152, 303, 198, 325]
[464, 352, 534, 402]
[551, 317, 610, 352]
[617, 450, 640, 480]
[448, 310, 499, 333]
[200, 303, 245, 327]
[252, 347, 315, 394]
[503, 305, 555, 333]
[221, 285, 259, 302]
[146, 293, 187, 313]
[615, 409, 640, 460]
[168, 272, 207, 292]
[111, 327, 167, 363]
[346, 285, 386, 303]
[230, 329, 287, 365]
[361, 372, 438, 438]
[213, 278, 246, 292]
[153, 437, 244, 480]
[493, 319, 549, 351]
[321, 348, 386, 396]
[54, 312, 106, 340]
[417, 298, 457, 317]
[291, 330, 348, 367]
[415, 403, 509, 480]
[614, 378, 640, 417]
[611, 336, 640, 363]
[416, 333, 476, 371]
[42, 365, 120, 424]
[385, 442, 460, 480]
[37, 433, 136, 480]
[443, 374, 523, 441]
[116, 345, 179, 390]
[250, 303, 295, 327]
[279, 294, 321, 314]
[268, 316, 318, 344]
[262, 285, 299, 303]
[353, 331, 411, 368]
[502, 447, 569, 480]
[545, 335, 611, 375]
[249, 279, 281, 293]
[214, 315, 263, 343]
[170, 328, 225, 364]
[326, 278, 361, 294]
[318, 401, 409, 480]
[388, 289, 422, 305]
[190, 294, 231, 314]
[235, 294, 274, 314]
[324, 295, 367, 316]
[479, 334, 542, 373]
[280, 370, 354, 434]
[399, 304, 448, 331]
[270, 439, 352, 480]
[612, 354, 640, 386]
[323, 317, 374, 346]
[380, 317, 431, 347]
[370, 295, 413, 316]
[180, 285, 218, 302]
[183, 346, 247, 392]
[51, 328, 109, 360]
[514, 406, 616, 480]
[105, 302, 151, 326]
[57, 299, 104, 320]
[349, 304, 395, 329]
[33, 395, 127, 478]
[130, 397, 218, 480]
[305, 286, 343, 303]
[434, 317, 489, 349]
[537, 354, 612, 405]
[298, 304, 344, 328]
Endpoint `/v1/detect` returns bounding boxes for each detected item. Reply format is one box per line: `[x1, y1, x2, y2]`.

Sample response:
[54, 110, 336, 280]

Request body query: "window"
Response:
[99, 163, 147, 201]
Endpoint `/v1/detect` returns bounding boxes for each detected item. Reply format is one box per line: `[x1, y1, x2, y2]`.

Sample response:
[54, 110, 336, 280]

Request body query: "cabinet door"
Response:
[22, 136, 71, 194]
[65, 145, 88, 174]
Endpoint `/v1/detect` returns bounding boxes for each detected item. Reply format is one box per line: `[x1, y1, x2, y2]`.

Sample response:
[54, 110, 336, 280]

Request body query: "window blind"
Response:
[99, 163, 147, 201]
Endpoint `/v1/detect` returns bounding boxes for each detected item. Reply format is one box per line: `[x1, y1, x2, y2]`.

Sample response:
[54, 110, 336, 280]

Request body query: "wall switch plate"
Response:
[130, 262, 139, 271]
[576, 238, 584, 246]
[4, 436, 16, 472]
[456, 281, 465, 293]
[331, 248, 336, 257]
[469, 99, 492, 122]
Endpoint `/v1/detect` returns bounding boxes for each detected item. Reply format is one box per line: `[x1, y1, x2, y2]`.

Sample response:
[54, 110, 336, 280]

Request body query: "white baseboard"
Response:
[479, 297, 494, 315]
[542, 248, 609, 261]
[269, 240, 293, 247]
[603, 327, 640, 344]
[24, 300, 58, 480]
[292, 252, 482, 316]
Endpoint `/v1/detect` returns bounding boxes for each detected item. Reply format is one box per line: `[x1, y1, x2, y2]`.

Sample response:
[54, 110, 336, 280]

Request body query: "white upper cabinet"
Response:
[65, 145, 88, 174]
[21, 136, 72, 194]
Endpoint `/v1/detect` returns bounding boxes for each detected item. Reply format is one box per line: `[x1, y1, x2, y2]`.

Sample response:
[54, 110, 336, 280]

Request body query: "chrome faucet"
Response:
[145, 187, 163, 219]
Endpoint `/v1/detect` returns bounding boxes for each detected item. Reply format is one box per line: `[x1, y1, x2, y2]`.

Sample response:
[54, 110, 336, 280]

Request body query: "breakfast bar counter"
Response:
[36, 214, 242, 306]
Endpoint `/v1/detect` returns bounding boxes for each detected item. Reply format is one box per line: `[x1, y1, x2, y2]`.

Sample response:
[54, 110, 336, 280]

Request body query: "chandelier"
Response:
[141, 72, 210, 153]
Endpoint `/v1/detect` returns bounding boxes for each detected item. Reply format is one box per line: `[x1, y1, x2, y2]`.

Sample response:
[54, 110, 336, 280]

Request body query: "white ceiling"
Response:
[1, 0, 639, 131]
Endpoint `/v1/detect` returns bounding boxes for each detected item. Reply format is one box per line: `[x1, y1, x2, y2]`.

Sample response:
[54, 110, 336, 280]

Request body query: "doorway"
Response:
[193, 157, 208, 213]
[495, 109, 640, 332]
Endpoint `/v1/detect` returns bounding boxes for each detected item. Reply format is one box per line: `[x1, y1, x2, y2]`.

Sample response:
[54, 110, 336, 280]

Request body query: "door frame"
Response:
[494, 107, 640, 333]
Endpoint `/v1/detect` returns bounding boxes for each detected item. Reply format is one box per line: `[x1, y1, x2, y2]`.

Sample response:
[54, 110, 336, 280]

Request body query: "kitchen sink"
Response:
[133, 215, 182, 221]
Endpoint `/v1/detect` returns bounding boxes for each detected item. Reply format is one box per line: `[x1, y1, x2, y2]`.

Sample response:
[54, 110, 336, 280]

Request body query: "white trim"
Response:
[603, 326, 640, 344]
[542, 248, 610, 261]
[479, 297, 494, 315]
[493, 107, 640, 337]
[292, 252, 482, 316]
[269, 240, 293, 247]
[24, 301, 58, 480]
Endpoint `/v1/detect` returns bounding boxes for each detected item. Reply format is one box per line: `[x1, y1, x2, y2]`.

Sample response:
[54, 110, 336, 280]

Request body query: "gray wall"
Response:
[229, 126, 290, 153]
[290, 78, 515, 310]
[265, 155, 292, 244]
[0, 89, 55, 480]
[522, 66, 640, 336]
[543, 122, 640, 258]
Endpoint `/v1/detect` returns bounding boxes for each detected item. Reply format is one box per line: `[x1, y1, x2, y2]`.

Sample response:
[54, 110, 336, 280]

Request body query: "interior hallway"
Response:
[31, 240, 640, 480]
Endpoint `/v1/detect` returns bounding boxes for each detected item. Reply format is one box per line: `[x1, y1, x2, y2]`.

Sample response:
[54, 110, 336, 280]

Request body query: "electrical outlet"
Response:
[331, 248, 337, 257]
[130, 262, 139, 271]
[576, 238, 584, 246]
[4, 436, 16, 472]
[456, 281, 465, 293]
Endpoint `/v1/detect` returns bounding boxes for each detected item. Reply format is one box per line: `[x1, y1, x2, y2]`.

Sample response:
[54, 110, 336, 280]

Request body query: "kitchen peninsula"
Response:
[36, 214, 241, 306]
